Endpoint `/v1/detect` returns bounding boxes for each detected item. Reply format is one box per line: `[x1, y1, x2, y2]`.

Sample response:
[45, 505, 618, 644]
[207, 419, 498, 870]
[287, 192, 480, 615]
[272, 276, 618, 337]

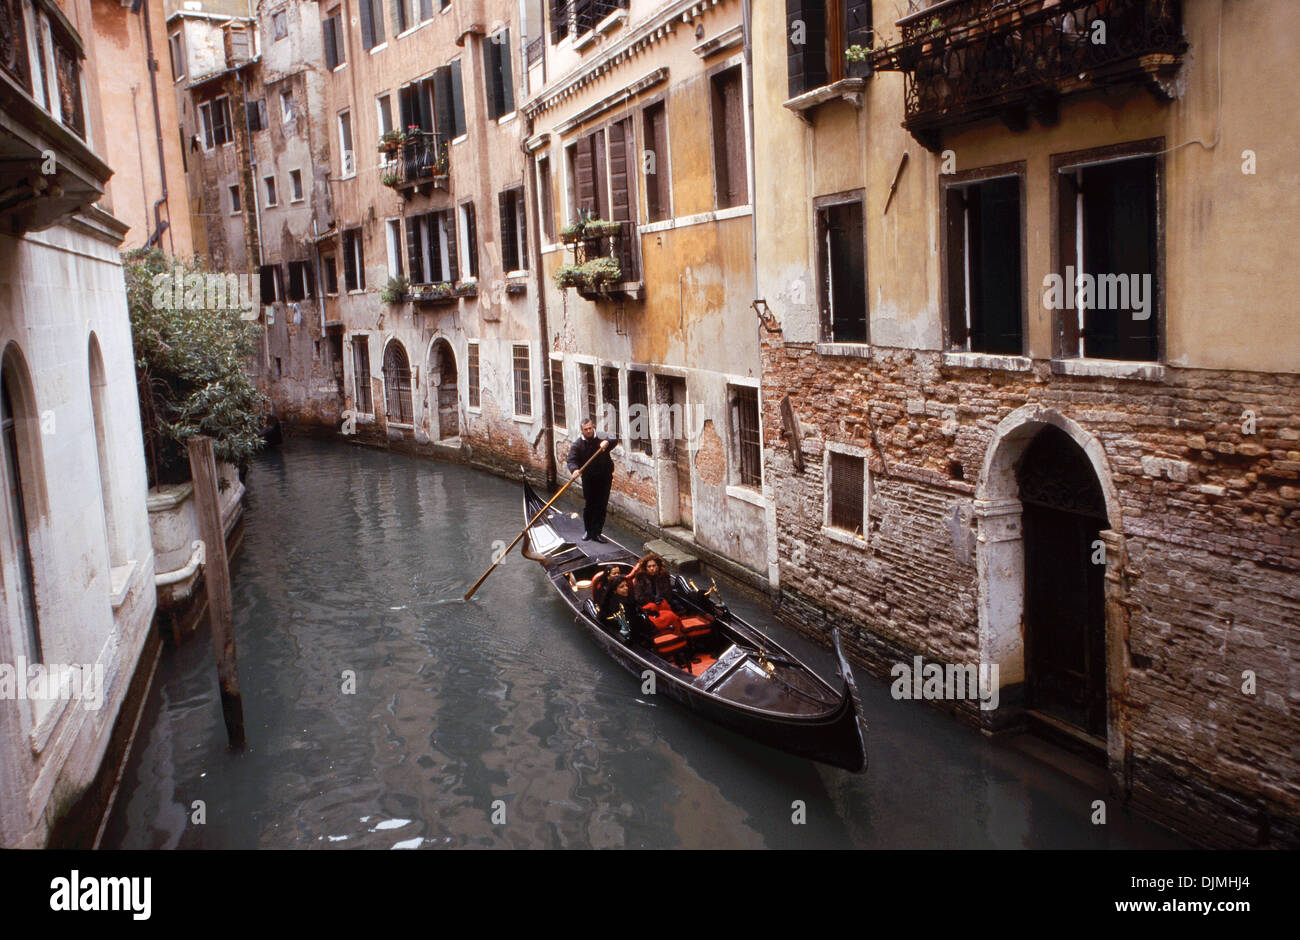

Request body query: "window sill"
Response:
[388, 422, 414, 430]
[347, 289, 366, 295]
[639, 204, 752, 235]
[814, 342, 872, 359]
[573, 30, 598, 53]
[595, 10, 627, 37]
[822, 525, 868, 550]
[29, 693, 71, 756]
[331, 63, 347, 73]
[467, 405, 482, 415]
[369, 42, 388, 56]
[783, 78, 868, 120]
[1050, 358, 1166, 382]
[354, 413, 375, 424]
[451, 134, 468, 146]
[497, 111, 518, 127]
[942, 351, 1032, 372]
[110, 559, 139, 609]
[513, 414, 534, 425]
[726, 484, 764, 508]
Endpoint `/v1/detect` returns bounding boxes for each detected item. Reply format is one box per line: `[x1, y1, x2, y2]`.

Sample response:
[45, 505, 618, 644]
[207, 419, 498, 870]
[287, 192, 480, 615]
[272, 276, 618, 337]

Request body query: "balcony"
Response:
[1, 0, 110, 234]
[871, 0, 1186, 152]
[556, 218, 640, 301]
[549, 0, 629, 45]
[379, 131, 449, 196]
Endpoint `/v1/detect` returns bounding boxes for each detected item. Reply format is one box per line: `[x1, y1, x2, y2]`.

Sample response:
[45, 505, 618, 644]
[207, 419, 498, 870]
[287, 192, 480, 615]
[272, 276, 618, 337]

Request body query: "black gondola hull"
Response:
[521, 482, 867, 772]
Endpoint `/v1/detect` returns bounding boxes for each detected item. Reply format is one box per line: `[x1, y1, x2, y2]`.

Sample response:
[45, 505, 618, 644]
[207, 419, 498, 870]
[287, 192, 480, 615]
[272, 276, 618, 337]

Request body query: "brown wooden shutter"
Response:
[406, 216, 424, 283]
[592, 129, 608, 219]
[786, 0, 827, 98]
[464, 202, 478, 278]
[433, 66, 453, 137]
[443, 210, 458, 282]
[575, 135, 596, 215]
[645, 103, 668, 222]
[499, 190, 516, 271]
[359, 0, 375, 49]
[944, 187, 967, 346]
[608, 119, 637, 279]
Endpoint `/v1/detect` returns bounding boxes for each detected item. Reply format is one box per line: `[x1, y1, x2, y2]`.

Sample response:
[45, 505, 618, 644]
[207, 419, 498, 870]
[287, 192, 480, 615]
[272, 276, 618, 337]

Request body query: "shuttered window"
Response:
[730, 385, 761, 488]
[537, 154, 555, 241]
[817, 198, 867, 342]
[580, 363, 597, 424]
[600, 366, 620, 439]
[945, 176, 1023, 355]
[259, 264, 282, 304]
[642, 101, 670, 222]
[786, 0, 873, 96]
[484, 29, 515, 120]
[433, 62, 467, 139]
[710, 67, 747, 209]
[467, 342, 480, 408]
[569, 129, 607, 219]
[498, 187, 527, 272]
[460, 202, 478, 279]
[828, 451, 865, 535]
[323, 8, 345, 69]
[608, 117, 637, 277]
[343, 229, 364, 290]
[358, 0, 384, 50]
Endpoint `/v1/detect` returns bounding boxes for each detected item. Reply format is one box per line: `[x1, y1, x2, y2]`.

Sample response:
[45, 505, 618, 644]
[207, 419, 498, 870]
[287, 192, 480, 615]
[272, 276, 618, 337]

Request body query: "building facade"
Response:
[525, 0, 769, 574]
[753, 0, 1298, 846]
[0, 0, 159, 847]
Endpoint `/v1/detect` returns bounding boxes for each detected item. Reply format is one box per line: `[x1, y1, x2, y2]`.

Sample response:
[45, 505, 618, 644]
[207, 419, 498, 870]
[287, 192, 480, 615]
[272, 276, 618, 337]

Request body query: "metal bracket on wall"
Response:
[751, 299, 781, 334]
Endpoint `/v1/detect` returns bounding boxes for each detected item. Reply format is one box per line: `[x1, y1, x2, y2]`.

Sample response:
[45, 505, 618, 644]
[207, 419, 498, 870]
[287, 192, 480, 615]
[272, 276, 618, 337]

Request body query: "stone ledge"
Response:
[1050, 358, 1167, 382]
[942, 351, 1032, 372]
[814, 342, 872, 359]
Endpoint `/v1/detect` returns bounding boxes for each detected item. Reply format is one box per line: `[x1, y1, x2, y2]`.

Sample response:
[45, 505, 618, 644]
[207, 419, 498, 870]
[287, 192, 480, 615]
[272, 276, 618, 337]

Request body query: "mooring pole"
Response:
[186, 435, 246, 748]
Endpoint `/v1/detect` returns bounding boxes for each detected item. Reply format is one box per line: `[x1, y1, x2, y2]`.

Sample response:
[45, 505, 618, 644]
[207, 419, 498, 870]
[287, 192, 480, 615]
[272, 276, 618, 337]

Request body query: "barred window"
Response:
[828, 450, 865, 536]
[551, 359, 566, 430]
[352, 336, 372, 415]
[628, 370, 650, 455]
[513, 344, 531, 417]
[580, 363, 596, 424]
[383, 340, 413, 424]
[467, 342, 480, 408]
[730, 385, 761, 488]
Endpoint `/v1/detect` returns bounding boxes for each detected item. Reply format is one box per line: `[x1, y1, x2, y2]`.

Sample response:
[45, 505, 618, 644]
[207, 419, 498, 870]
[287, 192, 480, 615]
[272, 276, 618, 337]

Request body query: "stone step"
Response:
[644, 536, 701, 573]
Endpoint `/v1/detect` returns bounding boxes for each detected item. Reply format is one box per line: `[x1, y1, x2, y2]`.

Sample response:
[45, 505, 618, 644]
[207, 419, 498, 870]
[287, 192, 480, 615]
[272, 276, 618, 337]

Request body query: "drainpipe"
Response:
[522, 112, 555, 488]
[134, 0, 172, 253]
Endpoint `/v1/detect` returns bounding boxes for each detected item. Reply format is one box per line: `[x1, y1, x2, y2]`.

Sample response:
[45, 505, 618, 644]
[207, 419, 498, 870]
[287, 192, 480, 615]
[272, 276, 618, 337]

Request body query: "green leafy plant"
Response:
[378, 129, 405, 151]
[579, 256, 621, 285]
[560, 220, 586, 242]
[381, 172, 402, 188]
[553, 263, 584, 288]
[380, 275, 409, 304]
[123, 249, 268, 487]
[582, 218, 622, 238]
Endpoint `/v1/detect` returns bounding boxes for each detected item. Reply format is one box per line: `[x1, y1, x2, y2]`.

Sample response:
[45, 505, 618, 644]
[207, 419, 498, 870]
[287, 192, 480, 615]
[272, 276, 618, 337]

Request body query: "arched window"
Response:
[383, 340, 413, 424]
[88, 334, 123, 567]
[1, 348, 44, 663]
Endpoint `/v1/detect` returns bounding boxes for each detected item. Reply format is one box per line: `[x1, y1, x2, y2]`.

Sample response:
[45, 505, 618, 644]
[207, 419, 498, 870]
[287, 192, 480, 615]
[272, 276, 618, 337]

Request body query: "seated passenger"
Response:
[602, 571, 688, 661]
[630, 553, 685, 635]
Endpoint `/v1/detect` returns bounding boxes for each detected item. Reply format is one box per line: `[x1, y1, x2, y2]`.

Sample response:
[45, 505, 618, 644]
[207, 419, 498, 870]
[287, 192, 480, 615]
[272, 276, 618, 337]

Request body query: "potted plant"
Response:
[428, 281, 454, 302]
[580, 256, 621, 287]
[582, 218, 622, 239]
[380, 275, 409, 304]
[454, 280, 478, 298]
[553, 263, 584, 289]
[925, 16, 947, 56]
[381, 172, 402, 188]
[378, 129, 404, 153]
[560, 220, 586, 244]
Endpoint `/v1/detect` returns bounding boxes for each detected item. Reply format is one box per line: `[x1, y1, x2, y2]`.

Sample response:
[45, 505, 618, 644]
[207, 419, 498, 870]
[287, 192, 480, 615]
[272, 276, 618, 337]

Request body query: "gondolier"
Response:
[567, 418, 617, 542]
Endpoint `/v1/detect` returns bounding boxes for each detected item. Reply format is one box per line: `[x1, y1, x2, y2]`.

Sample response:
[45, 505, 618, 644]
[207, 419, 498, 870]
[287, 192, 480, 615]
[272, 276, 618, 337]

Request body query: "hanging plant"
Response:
[553, 264, 584, 289]
[380, 275, 409, 304]
[381, 172, 402, 188]
[579, 256, 621, 285]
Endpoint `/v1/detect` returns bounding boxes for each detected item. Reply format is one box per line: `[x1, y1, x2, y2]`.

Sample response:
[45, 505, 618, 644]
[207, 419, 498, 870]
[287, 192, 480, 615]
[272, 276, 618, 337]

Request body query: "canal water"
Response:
[102, 438, 1185, 849]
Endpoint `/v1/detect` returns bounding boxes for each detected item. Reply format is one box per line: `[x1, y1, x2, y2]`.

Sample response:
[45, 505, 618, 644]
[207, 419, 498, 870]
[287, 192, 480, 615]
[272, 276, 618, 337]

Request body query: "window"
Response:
[944, 173, 1023, 355]
[459, 202, 478, 279]
[1055, 151, 1160, 361]
[228, 184, 241, 214]
[484, 28, 515, 120]
[827, 449, 866, 536]
[343, 228, 365, 290]
[566, 120, 639, 279]
[551, 0, 630, 43]
[358, 0, 385, 50]
[260, 264, 284, 303]
[785, 0, 873, 97]
[2, 357, 44, 664]
[729, 385, 761, 488]
[710, 66, 747, 209]
[338, 110, 355, 176]
[580, 363, 597, 424]
[264, 175, 278, 207]
[513, 345, 532, 417]
[287, 261, 315, 301]
[168, 31, 186, 81]
[499, 187, 527, 273]
[322, 255, 339, 295]
[87, 337, 123, 567]
[383, 341, 413, 424]
[377, 94, 394, 135]
[386, 219, 404, 279]
[628, 370, 650, 455]
[642, 101, 670, 222]
[248, 98, 268, 133]
[600, 366, 620, 439]
[817, 196, 867, 343]
[323, 7, 346, 69]
[281, 89, 296, 124]
[432, 61, 466, 139]
[391, 0, 410, 35]
[537, 153, 555, 242]
[352, 336, 373, 414]
[467, 342, 481, 408]
[405, 210, 458, 283]
[290, 169, 304, 201]
[199, 96, 233, 149]
[551, 358, 566, 430]
[272, 9, 288, 40]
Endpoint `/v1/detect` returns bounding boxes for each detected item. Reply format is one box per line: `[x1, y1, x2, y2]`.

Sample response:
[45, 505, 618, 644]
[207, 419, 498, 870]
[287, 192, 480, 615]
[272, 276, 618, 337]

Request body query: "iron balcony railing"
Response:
[381, 131, 449, 190]
[549, 0, 628, 44]
[872, 0, 1186, 150]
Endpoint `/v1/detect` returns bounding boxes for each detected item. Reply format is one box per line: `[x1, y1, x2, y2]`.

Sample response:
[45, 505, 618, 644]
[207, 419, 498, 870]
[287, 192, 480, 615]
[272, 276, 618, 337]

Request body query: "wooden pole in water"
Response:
[186, 435, 246, 748]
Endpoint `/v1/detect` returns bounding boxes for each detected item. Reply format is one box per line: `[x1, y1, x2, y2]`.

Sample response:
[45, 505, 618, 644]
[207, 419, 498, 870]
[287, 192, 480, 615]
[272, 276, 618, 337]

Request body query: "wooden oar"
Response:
[463, 440, 608, 600]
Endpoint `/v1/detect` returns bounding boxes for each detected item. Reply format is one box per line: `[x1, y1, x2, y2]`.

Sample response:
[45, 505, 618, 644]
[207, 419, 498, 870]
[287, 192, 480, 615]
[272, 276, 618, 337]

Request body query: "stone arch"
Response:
[87, 332, 124, 566]
[972, 404, 1126, 771]
[381, 337, 413, 425]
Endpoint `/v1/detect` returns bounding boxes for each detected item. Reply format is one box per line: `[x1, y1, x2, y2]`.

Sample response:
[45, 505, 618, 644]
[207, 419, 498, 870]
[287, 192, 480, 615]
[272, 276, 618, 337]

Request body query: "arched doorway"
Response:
[427, 339, 459, 441]
[382, 340, 413, 425]
[1016, 424, 1109, 740]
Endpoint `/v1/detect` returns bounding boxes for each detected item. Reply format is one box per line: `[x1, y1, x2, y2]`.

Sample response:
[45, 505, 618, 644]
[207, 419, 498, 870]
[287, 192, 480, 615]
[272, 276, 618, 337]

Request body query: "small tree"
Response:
[124, 249, 269, 487]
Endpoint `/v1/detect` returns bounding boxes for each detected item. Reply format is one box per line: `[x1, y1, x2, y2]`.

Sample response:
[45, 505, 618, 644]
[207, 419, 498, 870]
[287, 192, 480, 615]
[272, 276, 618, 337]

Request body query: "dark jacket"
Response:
[567, 432, 617, 479]
[633, 571, 674, 607]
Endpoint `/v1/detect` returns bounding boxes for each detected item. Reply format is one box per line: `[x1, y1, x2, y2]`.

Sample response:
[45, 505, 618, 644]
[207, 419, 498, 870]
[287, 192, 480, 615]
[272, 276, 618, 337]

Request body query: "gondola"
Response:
[521, 481, 867, 772]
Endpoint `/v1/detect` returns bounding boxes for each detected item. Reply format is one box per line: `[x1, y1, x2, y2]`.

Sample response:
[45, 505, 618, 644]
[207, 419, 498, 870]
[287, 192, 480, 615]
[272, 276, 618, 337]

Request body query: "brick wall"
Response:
[761, 333, 1300, 846]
